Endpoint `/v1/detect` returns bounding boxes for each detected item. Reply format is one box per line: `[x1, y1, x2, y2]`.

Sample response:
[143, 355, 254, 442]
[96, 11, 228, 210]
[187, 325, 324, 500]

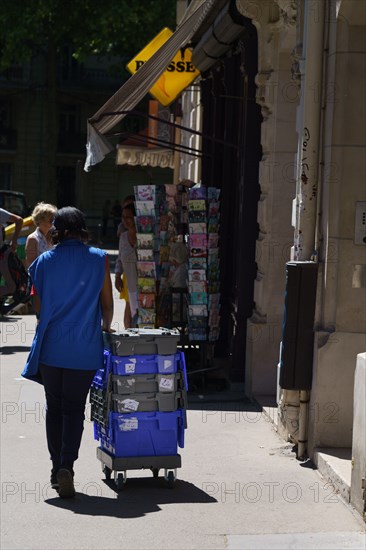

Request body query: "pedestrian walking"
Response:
[25, 202, 57, 267]
[116, 195, 135, 328]
[114, 203, 138, 328]
[22, 206, 114, 498]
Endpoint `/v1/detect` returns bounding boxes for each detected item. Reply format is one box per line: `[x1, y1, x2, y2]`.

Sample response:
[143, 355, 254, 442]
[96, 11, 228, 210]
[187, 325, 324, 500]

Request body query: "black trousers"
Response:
[39, 364, 96, 472]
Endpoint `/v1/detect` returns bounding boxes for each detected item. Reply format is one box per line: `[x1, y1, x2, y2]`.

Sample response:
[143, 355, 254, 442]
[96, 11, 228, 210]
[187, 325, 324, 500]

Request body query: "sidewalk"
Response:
[1, 311, 365, 550]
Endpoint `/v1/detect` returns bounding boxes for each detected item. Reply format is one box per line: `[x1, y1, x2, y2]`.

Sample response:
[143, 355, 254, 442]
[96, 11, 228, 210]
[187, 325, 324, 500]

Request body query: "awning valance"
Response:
[84, 0, 217, 172]
[116, 146, 174, 169]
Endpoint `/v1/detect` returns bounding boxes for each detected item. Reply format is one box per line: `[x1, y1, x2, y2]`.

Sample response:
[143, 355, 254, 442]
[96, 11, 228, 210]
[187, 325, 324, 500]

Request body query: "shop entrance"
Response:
[199, 25, 261, 386]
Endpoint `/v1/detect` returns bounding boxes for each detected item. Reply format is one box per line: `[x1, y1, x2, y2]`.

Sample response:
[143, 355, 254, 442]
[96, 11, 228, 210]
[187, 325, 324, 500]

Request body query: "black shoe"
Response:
[50, 470, 59, 490]
[56, 468, 75, 498]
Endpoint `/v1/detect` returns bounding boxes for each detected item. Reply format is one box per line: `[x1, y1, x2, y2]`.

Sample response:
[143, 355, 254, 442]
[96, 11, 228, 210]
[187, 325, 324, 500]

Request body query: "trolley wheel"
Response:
[115, 473, 125, 491]
[167, 471, 175, 489]
[152, 468, 159, 479]
[103, 465, 112, 481]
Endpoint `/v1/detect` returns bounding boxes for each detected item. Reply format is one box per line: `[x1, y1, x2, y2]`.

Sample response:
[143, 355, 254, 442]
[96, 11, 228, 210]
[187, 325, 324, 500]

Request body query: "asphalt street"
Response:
[0, 286, 365, 550]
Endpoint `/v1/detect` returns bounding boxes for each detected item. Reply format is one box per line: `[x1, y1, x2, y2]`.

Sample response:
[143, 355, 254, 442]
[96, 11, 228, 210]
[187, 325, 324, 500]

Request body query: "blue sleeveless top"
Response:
[22, 240, 106, 383]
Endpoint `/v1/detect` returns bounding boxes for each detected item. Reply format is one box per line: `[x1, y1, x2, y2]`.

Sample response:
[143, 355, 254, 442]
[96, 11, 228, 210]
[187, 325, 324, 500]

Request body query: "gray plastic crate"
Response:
[103, 328, 180, 356]
[111, 391, 184, 413]
[110, 372, 184, 395]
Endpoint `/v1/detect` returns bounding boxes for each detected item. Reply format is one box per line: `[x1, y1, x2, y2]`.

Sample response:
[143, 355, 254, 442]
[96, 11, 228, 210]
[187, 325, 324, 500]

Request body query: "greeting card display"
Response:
[186, 186, 221, 342]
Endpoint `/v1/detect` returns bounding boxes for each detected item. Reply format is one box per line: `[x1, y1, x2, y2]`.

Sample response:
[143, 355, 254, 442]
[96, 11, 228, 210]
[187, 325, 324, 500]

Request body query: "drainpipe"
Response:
[294, 0, 326, 460]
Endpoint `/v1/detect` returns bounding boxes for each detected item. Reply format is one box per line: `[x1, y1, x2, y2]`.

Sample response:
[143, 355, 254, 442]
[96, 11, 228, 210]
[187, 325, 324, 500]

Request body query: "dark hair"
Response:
[123, 195, 135, 206]
[122, 203, 136, 216]
[52, 206, 88, 244]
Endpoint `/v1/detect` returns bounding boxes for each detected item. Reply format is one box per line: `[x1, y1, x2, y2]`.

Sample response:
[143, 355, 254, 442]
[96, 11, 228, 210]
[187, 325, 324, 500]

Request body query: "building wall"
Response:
[236, 0, 298, 397]
[308, 0, 366, 451]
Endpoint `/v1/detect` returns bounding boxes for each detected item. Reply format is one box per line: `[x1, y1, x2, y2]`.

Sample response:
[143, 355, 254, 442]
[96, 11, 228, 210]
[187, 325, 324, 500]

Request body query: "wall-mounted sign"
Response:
[127, 27, 200, 107]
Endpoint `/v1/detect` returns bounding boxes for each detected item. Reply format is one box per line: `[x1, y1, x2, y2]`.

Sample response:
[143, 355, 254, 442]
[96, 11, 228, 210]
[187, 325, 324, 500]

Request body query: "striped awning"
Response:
[84, 0, 216, 172]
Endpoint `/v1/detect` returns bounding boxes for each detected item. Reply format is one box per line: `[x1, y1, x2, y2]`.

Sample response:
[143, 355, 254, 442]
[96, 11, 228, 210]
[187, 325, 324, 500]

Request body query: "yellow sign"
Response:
[127, 28, 200, 107]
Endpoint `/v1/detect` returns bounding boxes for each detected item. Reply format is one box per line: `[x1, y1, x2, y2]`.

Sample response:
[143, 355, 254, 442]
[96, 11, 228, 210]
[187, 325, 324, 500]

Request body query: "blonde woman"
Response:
[25, 202, 57, 267]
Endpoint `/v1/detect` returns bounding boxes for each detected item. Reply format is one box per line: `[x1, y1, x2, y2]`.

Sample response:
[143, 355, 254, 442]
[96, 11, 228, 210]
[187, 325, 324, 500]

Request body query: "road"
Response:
[0, 289, 365, 550]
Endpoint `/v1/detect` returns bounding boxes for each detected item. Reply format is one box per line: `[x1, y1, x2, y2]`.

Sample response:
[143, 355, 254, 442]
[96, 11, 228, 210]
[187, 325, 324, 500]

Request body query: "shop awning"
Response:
[84, 0, 217, 172]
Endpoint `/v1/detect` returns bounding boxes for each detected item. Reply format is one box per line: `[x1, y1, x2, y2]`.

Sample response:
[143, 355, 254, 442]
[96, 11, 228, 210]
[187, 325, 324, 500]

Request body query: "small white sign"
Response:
[163, 359, 173, 370]
[159, 377, 174, 391]
[121, 399, 139, 412]
[125, 363, 136, 373]
[119, 417, 138, 431]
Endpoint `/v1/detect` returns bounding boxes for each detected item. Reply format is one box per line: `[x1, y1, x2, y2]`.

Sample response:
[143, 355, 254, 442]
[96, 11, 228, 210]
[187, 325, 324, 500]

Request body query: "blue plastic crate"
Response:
[94, 409, 185, 457]
[105, 351, 181, 376]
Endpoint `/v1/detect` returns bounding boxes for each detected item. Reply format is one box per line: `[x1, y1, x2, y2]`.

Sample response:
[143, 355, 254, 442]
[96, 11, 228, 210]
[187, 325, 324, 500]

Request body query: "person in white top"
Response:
[0, 207, 24, 299]
[114, 203, 138, 328]
[25, 202, 57, 267]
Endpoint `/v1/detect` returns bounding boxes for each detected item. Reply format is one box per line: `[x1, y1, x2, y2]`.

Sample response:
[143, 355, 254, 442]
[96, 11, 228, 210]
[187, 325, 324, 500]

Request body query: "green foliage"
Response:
[0, 0, 177, 70]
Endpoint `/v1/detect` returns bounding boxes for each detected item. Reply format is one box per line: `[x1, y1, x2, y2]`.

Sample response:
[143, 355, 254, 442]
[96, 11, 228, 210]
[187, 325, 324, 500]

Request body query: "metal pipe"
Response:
[296, 0, 326, 460]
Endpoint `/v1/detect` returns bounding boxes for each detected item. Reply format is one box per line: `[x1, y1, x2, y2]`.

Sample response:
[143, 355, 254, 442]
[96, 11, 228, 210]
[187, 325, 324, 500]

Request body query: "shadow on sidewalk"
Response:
[44, 478, 217, 518]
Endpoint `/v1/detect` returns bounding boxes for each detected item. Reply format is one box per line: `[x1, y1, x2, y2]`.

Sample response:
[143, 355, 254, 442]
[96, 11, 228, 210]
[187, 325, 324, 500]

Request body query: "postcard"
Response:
[189, 258, 207, 270]
[189, 234, 207, 248]
[188, 210, 207, 223]
[137, 249, 154, 261]
[190, 292, 208, 305]
[137, 277, 156, 294]
[208, 281, 220, 293]
[208, 233, 219, 248]
[189, 329, 207, 341]
[208, 187, 221, 200]
[208, 247, 219, 260]
[188, 187, 207, 200]
[208, 201, 220, 217]
[137, 233, 154, 250]
[188, 199, 206, 211]
[138, 308, 156, 325]
[208, 293, 221, 308]
[134, 185, 156, 202]
[137, 261, 156, 279]
[135, 200, 155, 216]
[189, 246, 207, 258]
[209, 310, 220, 326]
[189, 222, 207, 234]
[188, 269, 206, 282]
[188, 304, 208, 317]
[208, 264, 220, 280]
[136, 215, 155, 233]
[188, 317, 207, 329]
[208, 222, 220, 234]
[138, 293, 155, 309]
[188, 281, 207, 293]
